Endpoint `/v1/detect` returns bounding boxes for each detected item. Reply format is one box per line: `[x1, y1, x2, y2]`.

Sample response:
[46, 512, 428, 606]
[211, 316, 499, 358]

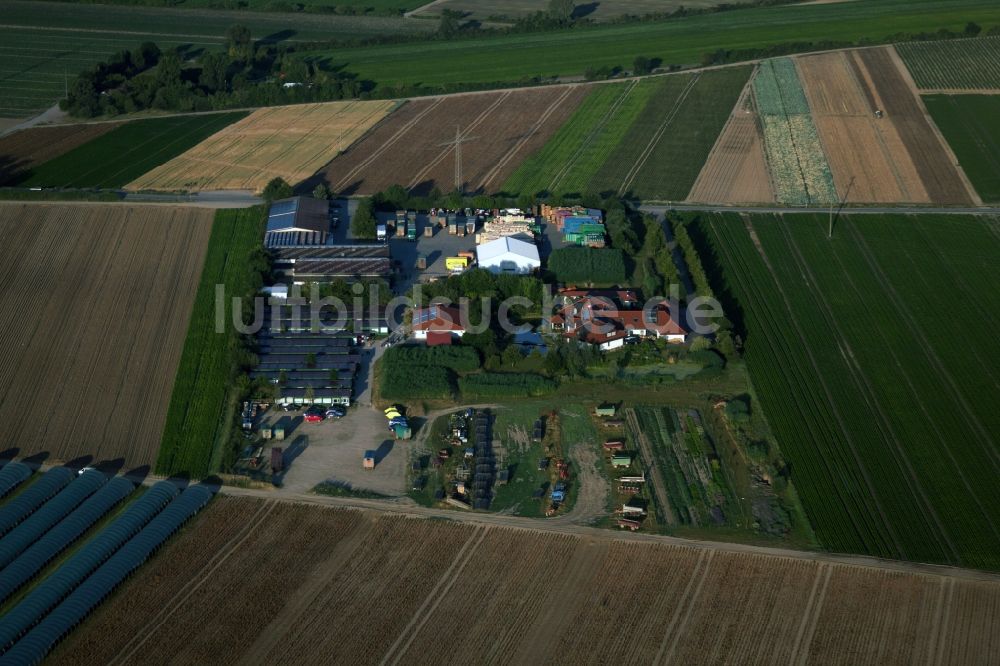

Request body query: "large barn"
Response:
[264, 197, 332, 247]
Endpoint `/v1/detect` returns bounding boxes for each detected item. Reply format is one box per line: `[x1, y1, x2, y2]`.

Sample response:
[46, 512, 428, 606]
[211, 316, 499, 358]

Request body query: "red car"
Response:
[303, 412, 323, 423]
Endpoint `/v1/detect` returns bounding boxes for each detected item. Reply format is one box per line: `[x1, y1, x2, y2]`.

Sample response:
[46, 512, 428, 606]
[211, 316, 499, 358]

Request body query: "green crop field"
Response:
[505, 68, 747, 200]
[925, 95, 1000, 202]
[309, 0, 1000, 90]
[0, 0, 430, 117]
[18, 113, 247, 188]
[696, 211, 1000, 570]
[501, 80, 654, 197]
[46, 0, 421, 11]
[156, 207, 267, 478]
[896, 36, 1000, 89]
[409, 0, 749, 23]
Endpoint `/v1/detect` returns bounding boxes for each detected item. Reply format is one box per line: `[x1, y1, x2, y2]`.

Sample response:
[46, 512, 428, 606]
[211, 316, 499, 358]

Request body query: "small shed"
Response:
[363, 450, 377, 469]
[595, 404, 617, 418]
[611, 454, 633, 468]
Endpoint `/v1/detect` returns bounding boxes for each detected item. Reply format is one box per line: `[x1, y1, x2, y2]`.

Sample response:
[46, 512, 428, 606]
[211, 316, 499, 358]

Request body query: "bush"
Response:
[380, 364, 454, 400]
[548, 247, 626, 285]
[383, 345, 480, 372]
[459, 372, 557, 399]
[351, 197, 377, 239]
[262, 177, 293, 202]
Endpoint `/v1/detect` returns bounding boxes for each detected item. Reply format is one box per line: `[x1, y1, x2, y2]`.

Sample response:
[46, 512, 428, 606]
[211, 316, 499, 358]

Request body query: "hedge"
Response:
[383, 345, 480, 372]
[380, 364, 455, 400]
[548, 247, 626, 285]
[458, 372, 557, 399]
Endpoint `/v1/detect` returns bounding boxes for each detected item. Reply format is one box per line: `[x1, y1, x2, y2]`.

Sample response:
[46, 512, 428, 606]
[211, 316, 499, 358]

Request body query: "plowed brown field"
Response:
[688, 80, 775, 204]
[0, 123, 121, 185]
[320, 86, 588, 195]
[797, 51, 930, 204]
[52, 497, 1000, 665]
[0, 204, 212, 468]
[850, 48, 978, 205]
[126, 101, 394, 193]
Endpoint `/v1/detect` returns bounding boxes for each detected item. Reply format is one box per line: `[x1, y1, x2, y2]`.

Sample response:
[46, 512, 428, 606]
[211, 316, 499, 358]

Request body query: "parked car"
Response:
[325, 407, 346, 419]
[304, 412, 324, 423]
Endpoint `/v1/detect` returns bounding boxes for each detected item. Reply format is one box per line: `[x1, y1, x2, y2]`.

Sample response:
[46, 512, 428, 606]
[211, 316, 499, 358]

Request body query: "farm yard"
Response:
[127, 101, 395, 193]
[318, 87, 588, 195]
[0, 204, 213, 468]
[17, 113, 247, 189]
[0, 0, 430, 119]
[0, 123, 122, 186]
[503, 67, 750, 201]
[896, 36, 1000, 90]
[924, 95, 1000, 202]
[49, 495, 1000, 664]
[696, 211, 1000, 571]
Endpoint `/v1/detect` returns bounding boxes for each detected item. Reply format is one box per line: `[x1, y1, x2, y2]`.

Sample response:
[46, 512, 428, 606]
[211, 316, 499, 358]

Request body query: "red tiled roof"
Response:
[412, 305, 465, 332]
[426, 331, 453, 346]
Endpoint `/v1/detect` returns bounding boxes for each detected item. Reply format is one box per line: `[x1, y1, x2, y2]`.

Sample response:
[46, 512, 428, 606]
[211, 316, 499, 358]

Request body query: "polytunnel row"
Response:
[0, 476, 137, 604]
[0, 463, 32, 501]
[0, 469, 110, 571]
[0, 484, 214, 665]
[0, 467, 75, 537]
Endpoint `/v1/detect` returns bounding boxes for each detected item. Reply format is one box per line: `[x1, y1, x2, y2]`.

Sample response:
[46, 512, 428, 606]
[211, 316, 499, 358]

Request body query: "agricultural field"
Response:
[156, 207, 267, 479]
[858, 47, 977, 204]
[753, 58, 837, 205]
[407, 0, 749, 22]
[924, 95, 1000, 202]
[696, 211, 1000, 570]
[0, 0, 429, 118]
[18, 113, 247, 189]
[504, 67, 750, 200]
[52, 496, 1000, 663]
[795, 50, 930, 203]
[0, 204, 213, 468]
[687, 80, 775, 204]
[49, 0, 422, 11]
[896, 36, 1000, 90]
[318, 86, 588, 195]
[0, 123, 122, 186]
[302, 0, 1000, 91]
[127, 101, 395, 193]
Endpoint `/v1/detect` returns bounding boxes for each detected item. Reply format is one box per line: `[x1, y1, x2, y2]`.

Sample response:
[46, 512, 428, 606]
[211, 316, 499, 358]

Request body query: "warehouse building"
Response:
[270, 244, 392, 283]
[475, 236, 540, 275]
[264, 197, 333, 248]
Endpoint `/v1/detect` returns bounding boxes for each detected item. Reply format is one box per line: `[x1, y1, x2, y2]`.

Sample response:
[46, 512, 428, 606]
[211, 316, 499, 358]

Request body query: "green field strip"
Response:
[156, 207, 266, 478]
[924, 95, 1000, 202]
[308, 0, 1000, 90]
[897, 36, 1000, 89]
[501, 81, 652, 197]
[586, 75, 693, 196]
[18, 112, 248, 189]
[626, 65, 751, 201]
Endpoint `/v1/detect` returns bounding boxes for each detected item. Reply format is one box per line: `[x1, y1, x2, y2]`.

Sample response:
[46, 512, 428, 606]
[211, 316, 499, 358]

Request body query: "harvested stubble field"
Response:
[318, 86, 588, 195]
[52, 496, 1000, 664]
[795, 51, 931, 203]
[0, 204, 212, 468]
[0, 123, 121, 186]
[127, 101, 395, 193]
[896, 36, 1000, 91]
[687, 78, 775, 204]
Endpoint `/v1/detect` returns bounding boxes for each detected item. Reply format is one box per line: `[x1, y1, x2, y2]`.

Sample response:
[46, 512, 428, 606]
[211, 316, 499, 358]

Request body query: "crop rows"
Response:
[753, 58, 836, 205]
[155, 207, 266, 478]
[896, 36, 1000, 89]
[19, 113, 247, 189]
[923, 95, 1000, 202]
[700, 212, 1000, 569]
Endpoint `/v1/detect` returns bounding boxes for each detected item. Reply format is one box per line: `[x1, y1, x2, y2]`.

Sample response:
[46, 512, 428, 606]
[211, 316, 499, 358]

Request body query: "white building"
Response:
[476, 235, 540, 275]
